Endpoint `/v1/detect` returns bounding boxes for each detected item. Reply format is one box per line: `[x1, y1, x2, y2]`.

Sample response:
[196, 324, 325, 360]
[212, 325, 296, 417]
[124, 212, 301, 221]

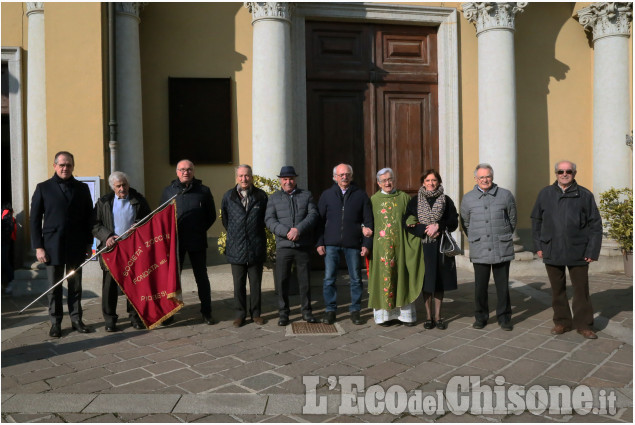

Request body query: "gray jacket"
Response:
[460, 184, 517, 264]
[265, 187, 319, 249]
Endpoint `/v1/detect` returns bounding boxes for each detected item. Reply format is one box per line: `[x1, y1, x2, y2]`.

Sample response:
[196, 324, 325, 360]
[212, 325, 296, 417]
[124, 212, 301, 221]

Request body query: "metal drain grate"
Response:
[289, 322, 340, 335]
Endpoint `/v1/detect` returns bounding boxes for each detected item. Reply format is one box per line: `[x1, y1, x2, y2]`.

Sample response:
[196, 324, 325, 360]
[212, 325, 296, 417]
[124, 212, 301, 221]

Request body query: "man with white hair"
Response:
[93, 171, 150, 331]
[531, 160, 602, 339]
[316, 163, 373, 325]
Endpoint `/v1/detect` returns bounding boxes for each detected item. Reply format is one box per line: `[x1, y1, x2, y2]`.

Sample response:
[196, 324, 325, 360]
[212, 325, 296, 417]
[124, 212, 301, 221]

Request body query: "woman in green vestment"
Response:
[367, 168, 425, 326]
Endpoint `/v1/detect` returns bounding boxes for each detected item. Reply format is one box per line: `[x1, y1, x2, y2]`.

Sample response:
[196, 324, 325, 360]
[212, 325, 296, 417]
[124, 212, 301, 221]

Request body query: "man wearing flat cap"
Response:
[265, 166, 320, 326]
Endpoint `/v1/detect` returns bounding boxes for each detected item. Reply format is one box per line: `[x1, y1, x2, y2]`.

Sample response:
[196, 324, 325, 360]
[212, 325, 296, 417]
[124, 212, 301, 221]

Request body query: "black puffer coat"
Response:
[531, 181, 602, 266]
[221, 186, 268, 265]
[160, 178, 216, 251]
[265, 188, 319, 249]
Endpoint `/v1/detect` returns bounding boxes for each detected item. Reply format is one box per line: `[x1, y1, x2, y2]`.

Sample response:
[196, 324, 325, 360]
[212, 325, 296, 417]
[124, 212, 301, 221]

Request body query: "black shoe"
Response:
[49, 323, 61, 338]
[473, 320, 487, 329]
[105, 324, 119, 332]
[131, 319, 144, 330]
[303, 313, 318, 324]
[162, 316, 175, 326]
[351, 311, 362, 325]
[423, 320, 435, 330]
[435, 319, 447, 330]
[278, 316, 289, 327]
[71, 320, 91, 333]
[500, 321, 513, 331]
[322, 311, 336, 325]
[202, 314, 215, 325]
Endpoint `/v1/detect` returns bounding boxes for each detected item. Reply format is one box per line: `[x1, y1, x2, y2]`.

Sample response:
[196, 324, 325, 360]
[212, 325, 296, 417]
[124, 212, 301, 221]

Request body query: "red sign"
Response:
[102, 202, 183, 329]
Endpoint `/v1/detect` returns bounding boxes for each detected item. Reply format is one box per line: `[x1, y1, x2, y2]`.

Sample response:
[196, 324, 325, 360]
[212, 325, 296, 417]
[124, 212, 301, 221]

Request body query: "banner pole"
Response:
[19, 191, 183, 314]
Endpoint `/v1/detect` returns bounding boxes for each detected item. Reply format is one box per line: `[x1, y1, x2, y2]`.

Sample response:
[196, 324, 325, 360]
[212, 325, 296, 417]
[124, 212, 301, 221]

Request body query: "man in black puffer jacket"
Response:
[265, 166, 319, 326]
[161, 159, 216, 325]
[317, 163, 373, 325]
[531, 160, 602, 340]
[221, 164, 268, 328]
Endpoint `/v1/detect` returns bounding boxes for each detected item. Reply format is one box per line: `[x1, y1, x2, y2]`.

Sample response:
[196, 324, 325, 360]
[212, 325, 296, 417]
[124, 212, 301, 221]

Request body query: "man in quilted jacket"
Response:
[221, 164, 268, 327]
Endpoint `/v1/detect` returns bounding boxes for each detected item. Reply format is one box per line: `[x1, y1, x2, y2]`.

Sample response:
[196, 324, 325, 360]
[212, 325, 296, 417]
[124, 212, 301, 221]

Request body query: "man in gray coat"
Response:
[460, 163, 517, 331]
[265, 166, 319, 326]
[531, 160, 602, 339]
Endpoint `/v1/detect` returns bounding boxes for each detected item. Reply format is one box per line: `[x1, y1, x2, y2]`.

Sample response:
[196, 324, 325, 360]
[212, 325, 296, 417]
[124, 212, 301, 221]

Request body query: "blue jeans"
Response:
[323, 246, 363, 312]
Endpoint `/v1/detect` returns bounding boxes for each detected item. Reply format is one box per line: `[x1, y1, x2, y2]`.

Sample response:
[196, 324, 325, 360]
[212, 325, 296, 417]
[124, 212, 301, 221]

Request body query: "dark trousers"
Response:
[231, 263, 263, 320]
[473, 261, 512, 324]
[46, 264, 83, 325]
[276, 247, 312, 318]
[179, 248, 212, 316]
[545, 264, 594, 330]
[102, 271, 139, 326]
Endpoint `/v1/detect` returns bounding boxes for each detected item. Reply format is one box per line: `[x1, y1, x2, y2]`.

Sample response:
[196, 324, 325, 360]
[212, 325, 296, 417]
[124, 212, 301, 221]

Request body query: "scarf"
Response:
[417, 184, 446, 243]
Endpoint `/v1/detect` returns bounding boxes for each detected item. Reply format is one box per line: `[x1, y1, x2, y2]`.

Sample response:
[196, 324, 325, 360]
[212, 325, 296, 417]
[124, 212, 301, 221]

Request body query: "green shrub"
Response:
[599, 187, 633, 253]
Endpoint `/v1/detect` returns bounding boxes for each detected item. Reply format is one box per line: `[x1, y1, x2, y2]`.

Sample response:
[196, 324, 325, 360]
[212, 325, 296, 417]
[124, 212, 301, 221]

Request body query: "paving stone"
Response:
[5, 413, 65, 422]
[105, 357, 155, 373]
[83, 413, 123, 422]
[505, 333, 549, 350]
[83, 394, 181, 413]
[179, 352, 216, 366]
[589, 362, 634, 386]
[190, 413, 240, 422]
[220, 360, 275, 381]
[233, 346, 277, 362]
[260, 351, 304, 366]
[16, 364, 74, 385]
[403, 362, 454, 384]
[467, 335, 506, 350]
[55, 378, 113, 394]
[434, 345, 489, 367]
[143, 359, 188, 375]
[48, 351, 93, 366]
[155, 369, 203, 386]
[1, 393, 96, 413]
[312, 362, 362, 378]
[240, 372, 287, 391]
[496, 358, 551, 385]
[390, 346, 442, 366]
[145, 345, 205, 363]
[114, 345, 161, 360]
[103, 377, 167, 394]
[525, 347, 570, 363]
[190, 356, 245, 375]
[424, 336, 470, 352]
[466, 354, 512, 374]
[363, 361, 410, 382]
[105, 368, 152, 386]
[544, 360, 597, 382]
[177, 374, 229, 393]
[609, 346, 633, 365]
[487, 345, 530, 361]
[173, 394, 267, 414]
[55, 412, 104, 422]
[580, 376, 627, 388]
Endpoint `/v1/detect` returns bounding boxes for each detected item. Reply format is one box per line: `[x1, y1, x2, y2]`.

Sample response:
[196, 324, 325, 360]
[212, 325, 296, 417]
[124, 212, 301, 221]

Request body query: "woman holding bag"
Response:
[403, 169, 458, 330]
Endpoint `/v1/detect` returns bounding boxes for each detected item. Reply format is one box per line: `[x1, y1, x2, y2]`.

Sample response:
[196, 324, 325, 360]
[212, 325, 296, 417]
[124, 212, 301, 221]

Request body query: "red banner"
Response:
[102, 201, 183, 329]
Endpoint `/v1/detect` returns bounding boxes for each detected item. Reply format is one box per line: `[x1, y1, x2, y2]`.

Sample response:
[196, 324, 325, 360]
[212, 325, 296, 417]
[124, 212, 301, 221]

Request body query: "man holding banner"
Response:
[93, 172, 150, 331]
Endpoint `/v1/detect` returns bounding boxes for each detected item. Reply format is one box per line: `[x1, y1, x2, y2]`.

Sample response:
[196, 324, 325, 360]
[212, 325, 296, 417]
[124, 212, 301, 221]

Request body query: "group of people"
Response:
[29, 151, 603, 340]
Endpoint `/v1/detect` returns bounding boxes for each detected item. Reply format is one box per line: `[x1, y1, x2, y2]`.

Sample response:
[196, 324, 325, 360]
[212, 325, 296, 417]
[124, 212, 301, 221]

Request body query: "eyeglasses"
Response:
[56, 163, 73, 168]
[336, 173, 352, 178]
[476, 175, 492, 181]
[379, 178, 393, 184]
[556, 169, 574, 175]
[177, 168, 193, 173]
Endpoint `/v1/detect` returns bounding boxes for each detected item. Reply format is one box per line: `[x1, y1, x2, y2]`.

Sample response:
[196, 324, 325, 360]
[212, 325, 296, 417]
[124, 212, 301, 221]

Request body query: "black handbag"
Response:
[439, 230, 462, 257]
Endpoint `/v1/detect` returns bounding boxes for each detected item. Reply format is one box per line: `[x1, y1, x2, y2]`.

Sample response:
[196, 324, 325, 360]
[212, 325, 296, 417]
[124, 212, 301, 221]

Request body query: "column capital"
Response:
[244, 2, 295, 24]
[577, 3, 633, 41]
[462, 2, 527, 35]
[25, 2, 44, 16]
[116, 3, 146, 21]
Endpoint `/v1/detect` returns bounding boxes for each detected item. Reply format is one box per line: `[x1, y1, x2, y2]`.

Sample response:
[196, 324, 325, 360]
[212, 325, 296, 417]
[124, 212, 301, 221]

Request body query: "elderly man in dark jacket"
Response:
[460, 163, 517, 331]
[30, 151, 94, 338]
[317, 163, 373, 325]
[221, 164, 268, 327]
[266, 166, 319, 326]
[531, 160, 602, 339]
[161, 159, 216, 325]
[93, 171, 150, 331]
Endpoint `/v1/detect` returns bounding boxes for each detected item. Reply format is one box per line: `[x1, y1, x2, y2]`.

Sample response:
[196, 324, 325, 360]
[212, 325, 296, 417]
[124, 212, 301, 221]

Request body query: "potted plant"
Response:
[599, 188, 633, 277]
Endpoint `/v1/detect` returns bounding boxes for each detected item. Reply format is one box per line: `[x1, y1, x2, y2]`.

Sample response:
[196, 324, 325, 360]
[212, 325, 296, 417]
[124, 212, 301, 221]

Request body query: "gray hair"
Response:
[108, 171, 129, 188]
[376, 167, 394, 182]
[235, 164, 253, 176]
[554, 160, 577, 173]
[176, 159, 194, 171]
[332, 163, 353, 179]
[474, 163, 494, 179]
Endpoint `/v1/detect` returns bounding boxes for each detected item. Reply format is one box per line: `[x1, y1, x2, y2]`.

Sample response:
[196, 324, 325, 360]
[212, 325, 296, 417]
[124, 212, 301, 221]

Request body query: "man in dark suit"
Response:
[30, 151, 94, 338]
[93, 171, 151, 331]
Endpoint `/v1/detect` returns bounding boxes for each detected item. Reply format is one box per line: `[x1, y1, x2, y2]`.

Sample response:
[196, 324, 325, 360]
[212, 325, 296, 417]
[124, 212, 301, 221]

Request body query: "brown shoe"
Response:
[253, 317, 265, 325]
[233, 318, 245, 328]
[577, 329, 598, 339]
[550, 324, 572, 335]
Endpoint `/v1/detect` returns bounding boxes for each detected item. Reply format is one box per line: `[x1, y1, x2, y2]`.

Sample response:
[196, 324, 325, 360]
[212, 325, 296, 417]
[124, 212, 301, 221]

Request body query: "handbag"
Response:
[439, 229, 462, 257]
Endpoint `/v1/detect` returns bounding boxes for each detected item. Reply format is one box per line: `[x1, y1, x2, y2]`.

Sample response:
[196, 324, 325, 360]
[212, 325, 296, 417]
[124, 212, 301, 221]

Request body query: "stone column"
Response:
[245, 2, 294, 178]
[116, 3, 145, 191]
[577, 3, 633, 196]
[462, 2, 527, 252]
[26, 2, 48, 197]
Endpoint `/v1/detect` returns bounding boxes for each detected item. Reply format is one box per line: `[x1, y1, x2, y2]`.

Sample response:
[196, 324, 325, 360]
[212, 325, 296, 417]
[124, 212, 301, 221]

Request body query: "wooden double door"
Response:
[306, 21, 439, 198]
